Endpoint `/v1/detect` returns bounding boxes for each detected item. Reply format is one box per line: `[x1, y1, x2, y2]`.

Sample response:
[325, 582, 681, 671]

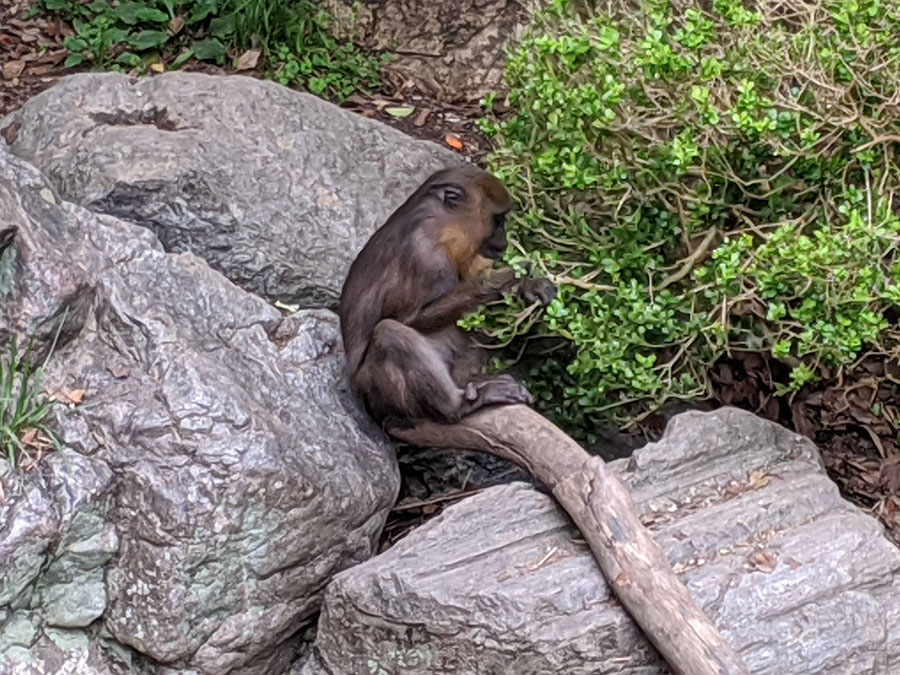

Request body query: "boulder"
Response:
[1, 71, 461, 309]
[0, 141, 399, 673]
[1, 70, 531, 504]
[311, 407, 900, 674]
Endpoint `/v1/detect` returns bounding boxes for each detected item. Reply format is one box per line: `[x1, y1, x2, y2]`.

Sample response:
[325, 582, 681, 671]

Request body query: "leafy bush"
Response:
[473, 0, 900, 439]
[39, 0, 387, 101]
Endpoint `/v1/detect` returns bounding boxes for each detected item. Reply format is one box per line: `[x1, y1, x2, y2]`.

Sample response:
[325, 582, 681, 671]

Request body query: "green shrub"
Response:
[38, 0, 387, 102]
[473, 0, 900, 439]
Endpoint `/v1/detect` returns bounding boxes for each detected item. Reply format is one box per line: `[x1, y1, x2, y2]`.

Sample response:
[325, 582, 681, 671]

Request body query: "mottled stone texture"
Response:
[3, 71, 461, 308]
[312, 408, 900, 675]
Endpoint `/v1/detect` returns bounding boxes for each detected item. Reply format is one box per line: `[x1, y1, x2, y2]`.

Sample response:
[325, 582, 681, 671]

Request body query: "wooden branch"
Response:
[390, 404, 751, 675]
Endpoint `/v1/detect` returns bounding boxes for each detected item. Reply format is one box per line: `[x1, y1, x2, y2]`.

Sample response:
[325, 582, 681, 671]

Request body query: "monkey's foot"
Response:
[462, 375, 533, 413]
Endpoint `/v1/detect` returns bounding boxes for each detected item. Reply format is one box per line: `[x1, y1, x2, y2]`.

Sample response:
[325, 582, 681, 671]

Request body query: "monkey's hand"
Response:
[483, 266, 517, 291]
[518, 277, 557, 307]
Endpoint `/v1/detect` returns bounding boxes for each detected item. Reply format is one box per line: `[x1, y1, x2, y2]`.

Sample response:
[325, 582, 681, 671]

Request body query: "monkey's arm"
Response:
[406, 269, 517, 332]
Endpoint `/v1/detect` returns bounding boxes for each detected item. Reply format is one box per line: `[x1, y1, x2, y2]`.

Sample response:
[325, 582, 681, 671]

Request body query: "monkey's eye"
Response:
[434, 183, 465, 208]
[492, 212, 507, 229]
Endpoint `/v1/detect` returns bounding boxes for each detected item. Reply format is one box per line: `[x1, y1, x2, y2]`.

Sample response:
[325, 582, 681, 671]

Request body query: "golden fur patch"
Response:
[439, 225, 477, 276]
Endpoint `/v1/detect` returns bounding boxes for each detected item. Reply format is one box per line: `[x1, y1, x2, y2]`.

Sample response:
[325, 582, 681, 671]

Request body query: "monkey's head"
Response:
[425, 165, 513, 261]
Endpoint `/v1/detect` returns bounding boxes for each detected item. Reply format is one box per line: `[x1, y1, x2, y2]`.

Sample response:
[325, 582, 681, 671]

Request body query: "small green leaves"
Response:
[114, 2, 151, 24]
[128, 29, 169, 50]
[63, 36, 88, 51]
[192, 37, 226, 62]
[116, 51, 142, 66]
[43, 0, 387, 102]
[209, 14, 235, 38]
[474, 0, 900, 434]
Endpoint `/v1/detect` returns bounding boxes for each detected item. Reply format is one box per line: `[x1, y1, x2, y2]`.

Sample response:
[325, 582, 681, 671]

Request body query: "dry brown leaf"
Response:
[2, 60, 25, 80]
[61, 388, 86, 404]
[34, 49, 69, 66]
[748, 549, 777, 573]
[747, 469, 773, 490]
[236, 49, 260, 71]
[169, 16, 185, 35]
[107, 364, 131, 379]
[881, 460, 900, 493]
[413, 109, 430, 127]
[20, 429, 37, 445]
[44, 18, 64, 37]
[785, 557, 802, 570]
[444, 134, 464, 151]
[1, 121, 22, 145]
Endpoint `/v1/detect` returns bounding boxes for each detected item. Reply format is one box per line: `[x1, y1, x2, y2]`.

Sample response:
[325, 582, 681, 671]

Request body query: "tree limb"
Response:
[390, 404, 751, 675]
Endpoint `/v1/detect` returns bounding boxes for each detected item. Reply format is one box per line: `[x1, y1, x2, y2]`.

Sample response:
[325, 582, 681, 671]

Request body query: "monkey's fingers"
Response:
[519, 278, 558, 307]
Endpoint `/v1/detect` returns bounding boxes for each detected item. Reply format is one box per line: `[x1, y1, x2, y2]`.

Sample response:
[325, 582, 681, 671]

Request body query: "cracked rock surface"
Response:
[309, 408, 900, 675]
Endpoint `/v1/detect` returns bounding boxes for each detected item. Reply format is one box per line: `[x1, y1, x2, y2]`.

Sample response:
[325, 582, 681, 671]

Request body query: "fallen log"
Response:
[390, 404, 752, 675]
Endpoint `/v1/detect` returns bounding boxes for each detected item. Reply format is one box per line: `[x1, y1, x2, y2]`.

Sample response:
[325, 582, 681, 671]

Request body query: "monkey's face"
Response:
[425, 166, 513, 261]
[478, 210, 509, 260]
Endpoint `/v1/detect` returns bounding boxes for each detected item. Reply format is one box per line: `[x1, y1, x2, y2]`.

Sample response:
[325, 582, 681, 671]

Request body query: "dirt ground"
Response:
[3, 0, 899, 546]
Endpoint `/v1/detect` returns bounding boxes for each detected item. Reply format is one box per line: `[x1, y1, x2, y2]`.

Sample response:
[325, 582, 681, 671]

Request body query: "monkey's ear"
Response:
[432, 183, 466, 208]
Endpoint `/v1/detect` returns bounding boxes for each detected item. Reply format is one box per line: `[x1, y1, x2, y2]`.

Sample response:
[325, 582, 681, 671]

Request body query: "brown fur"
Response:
[338, 165, 556, 430]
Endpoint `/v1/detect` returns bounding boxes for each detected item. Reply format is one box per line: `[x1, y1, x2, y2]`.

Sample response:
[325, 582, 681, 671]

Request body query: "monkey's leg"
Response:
[359, 320, 532, 427]
[357, 319, 471, 427]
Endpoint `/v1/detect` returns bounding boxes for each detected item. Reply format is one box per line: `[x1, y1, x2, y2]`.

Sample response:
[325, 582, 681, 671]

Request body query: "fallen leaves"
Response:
[2, 60, 25, 80]
[55, 386, 86, 406]
[747, 469, 773, 490]
[0, 6, 76, 115]
[1, 121, 21, 145]
[748, 549, 778, 573]
[444, 134, 464, 150]
[14, 428, 57, 473]
[235, 48, 260, 71]
[385, 105, 415, 118]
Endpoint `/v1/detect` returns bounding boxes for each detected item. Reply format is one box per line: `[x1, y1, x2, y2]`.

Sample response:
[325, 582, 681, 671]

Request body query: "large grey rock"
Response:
[1, 71, 461, 309]
[313, 407, 900, 674]
[0, 141, 399, 673]
[1, 70, 535, 503]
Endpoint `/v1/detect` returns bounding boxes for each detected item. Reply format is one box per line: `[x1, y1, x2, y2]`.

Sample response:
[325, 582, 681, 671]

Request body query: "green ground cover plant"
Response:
[36, 0, 388, 101]
[472, 0, 900, 440]
[0, 337, 58, 469]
